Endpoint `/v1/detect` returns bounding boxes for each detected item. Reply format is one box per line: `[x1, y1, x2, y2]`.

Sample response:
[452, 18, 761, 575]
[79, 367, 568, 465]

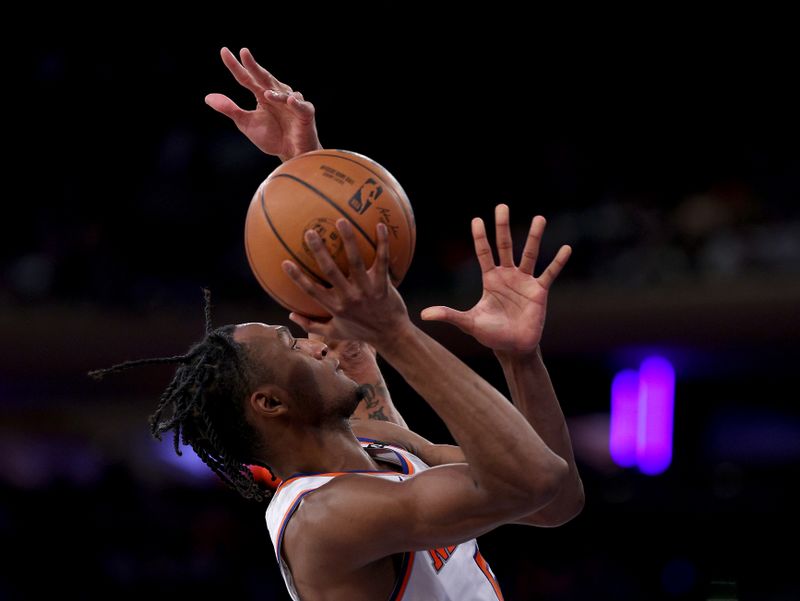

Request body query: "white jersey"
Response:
[265, 438, 505, 601]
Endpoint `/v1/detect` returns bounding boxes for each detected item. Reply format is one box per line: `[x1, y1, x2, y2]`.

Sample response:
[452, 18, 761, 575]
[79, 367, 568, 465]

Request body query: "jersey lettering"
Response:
[428, 544, 458, 572]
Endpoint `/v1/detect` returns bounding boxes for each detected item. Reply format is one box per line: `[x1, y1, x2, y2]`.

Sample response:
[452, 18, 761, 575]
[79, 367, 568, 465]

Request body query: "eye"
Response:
[291, 338, 299, 350]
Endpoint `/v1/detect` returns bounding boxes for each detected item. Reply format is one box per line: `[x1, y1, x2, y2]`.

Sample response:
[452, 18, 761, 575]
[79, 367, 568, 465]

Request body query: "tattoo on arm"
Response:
[368, 407, 389, 421]
[351, 377, 406, 427]
[375, 381, 389, 401]
[361, 384, 379, 409]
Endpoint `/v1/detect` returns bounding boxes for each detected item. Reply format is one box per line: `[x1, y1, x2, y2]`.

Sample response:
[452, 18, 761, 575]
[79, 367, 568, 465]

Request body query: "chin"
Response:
[340, 384, 367, 416]
[339, 370, 358, 385]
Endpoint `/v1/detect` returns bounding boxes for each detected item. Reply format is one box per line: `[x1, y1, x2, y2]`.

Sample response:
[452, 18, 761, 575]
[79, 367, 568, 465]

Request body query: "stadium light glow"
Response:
[610, 356, 675, 475]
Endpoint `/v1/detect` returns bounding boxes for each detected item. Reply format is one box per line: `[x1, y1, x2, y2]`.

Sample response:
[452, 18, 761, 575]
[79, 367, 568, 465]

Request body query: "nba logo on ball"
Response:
[245, 149, 416, 318]
[348, 178, 383, 215]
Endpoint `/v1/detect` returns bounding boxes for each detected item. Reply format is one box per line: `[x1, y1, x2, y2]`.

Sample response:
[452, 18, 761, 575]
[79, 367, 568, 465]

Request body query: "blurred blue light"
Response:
[661, 557, 697, 596]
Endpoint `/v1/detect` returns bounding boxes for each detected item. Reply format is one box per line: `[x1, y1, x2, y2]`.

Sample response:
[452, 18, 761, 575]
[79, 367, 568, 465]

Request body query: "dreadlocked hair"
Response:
[89, 289, 277, 502]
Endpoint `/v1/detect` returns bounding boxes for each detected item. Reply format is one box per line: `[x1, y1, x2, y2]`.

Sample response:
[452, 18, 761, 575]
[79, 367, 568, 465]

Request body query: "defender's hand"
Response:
[421, 204, 571, 355]
[205, 47, 322, 161]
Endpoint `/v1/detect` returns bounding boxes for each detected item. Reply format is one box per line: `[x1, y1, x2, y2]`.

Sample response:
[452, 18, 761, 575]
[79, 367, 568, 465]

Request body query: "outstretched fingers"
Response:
[284, 222, 391, 318]
[220, 47, 264, 98]
[337, 220, 370, 290]
[494, 204, 515, 267]
[373, 223, 390, 293]
[282, 259, 333, 306]
[239, 48, 284, 92]
[536, 245, 572, 290]
[471, 217, 496, 273]
[518, 215, 546, 274]
[303, 230, 352, 292]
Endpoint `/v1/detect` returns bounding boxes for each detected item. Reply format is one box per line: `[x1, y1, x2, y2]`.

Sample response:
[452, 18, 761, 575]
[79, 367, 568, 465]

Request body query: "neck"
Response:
[264, 422, 381, 480]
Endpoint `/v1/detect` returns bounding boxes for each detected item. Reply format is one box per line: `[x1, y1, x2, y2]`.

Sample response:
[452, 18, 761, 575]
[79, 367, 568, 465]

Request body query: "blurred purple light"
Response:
[610, 356, 676, 475]
[154, 439, 215, 481]
[610, 370, 640, 467]
[637, 357, 675, 475]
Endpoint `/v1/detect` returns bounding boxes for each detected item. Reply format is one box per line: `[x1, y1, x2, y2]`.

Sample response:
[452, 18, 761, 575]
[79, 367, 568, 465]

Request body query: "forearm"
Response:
[496, 346, 584, 520]
[376, 323, 567, 501]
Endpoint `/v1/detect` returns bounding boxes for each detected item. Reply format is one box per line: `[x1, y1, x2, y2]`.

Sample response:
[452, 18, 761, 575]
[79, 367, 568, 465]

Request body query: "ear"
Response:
[249, 385, 290, 419]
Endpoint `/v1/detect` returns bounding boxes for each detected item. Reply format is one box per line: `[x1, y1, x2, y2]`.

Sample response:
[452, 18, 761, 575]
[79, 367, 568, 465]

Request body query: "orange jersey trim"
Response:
[474, 550, 504, 601]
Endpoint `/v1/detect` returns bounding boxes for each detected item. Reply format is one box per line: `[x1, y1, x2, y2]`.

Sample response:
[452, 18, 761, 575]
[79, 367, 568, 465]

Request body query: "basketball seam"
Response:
[245, 229, 306, 313]
[259, 187, 330, 287]
[270, 173, 399, 281]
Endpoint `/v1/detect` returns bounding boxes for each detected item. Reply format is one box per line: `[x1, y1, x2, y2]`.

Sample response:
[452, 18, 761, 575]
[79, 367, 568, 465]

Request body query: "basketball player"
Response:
[203, 49, 582, 489]
[96, 48, 586, 599]
[91, 208, 579, 601]
[205, 48, 582, 474]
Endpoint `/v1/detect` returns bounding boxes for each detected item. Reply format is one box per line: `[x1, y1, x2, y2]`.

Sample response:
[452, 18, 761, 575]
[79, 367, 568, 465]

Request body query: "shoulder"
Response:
[282, 473, 407, 573]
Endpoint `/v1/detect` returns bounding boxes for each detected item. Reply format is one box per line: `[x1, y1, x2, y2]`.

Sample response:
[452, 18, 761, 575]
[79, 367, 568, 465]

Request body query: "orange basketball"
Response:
[245, 149, 416, 318]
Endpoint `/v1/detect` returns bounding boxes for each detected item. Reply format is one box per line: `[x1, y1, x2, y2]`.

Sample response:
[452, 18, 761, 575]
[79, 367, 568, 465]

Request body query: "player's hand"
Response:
[205, 47, 322, 161]
[306, 334, 379, 382]
[282, 220, 410, 345]
[421, 204, 571, 355]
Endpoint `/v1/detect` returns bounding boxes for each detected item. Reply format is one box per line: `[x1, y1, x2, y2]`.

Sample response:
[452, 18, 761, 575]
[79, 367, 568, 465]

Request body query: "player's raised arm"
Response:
[421, 204, 584, 526]
[205, 47, 322, 161]
[283, 218, 569, 566]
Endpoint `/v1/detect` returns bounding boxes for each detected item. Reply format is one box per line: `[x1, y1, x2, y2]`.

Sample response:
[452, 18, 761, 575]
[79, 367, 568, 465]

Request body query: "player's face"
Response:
[233, 322, 361, 421]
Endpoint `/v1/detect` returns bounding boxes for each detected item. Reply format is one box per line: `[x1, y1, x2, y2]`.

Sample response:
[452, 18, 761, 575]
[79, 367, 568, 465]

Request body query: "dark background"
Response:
[2, 11, 799, 601]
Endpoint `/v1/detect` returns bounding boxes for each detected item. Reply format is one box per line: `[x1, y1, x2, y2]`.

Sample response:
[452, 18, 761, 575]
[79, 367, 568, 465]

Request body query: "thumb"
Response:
[289, 312, 331, 337]
[204, 93, 246, 123]
[420, 306, 472, 330]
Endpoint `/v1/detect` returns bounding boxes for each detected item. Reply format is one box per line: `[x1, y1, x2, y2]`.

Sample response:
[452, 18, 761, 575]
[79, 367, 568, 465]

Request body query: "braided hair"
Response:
[89, 290, 275, 502]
